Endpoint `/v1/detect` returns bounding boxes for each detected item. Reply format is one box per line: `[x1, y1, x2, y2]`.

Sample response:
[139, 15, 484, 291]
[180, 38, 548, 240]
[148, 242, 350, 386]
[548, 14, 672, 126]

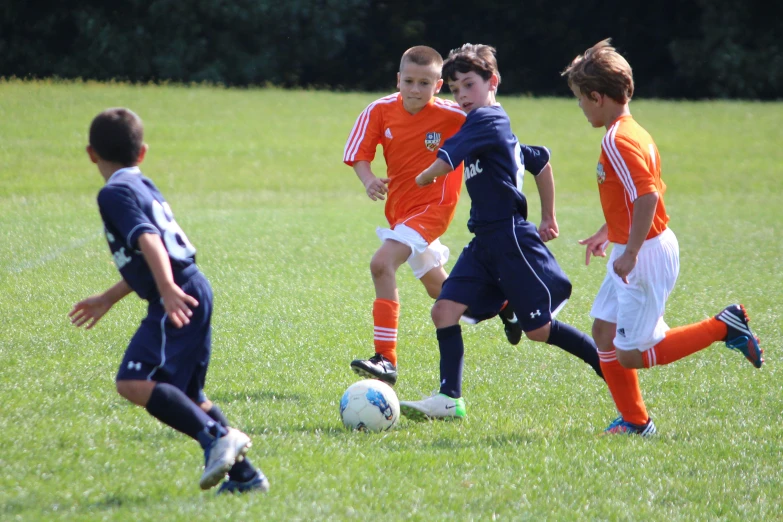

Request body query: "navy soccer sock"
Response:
[437, 325, 465, 398]
[144, 382, 226, 449]
[546, 320, 604, 380]
[205, 404, 258, 483]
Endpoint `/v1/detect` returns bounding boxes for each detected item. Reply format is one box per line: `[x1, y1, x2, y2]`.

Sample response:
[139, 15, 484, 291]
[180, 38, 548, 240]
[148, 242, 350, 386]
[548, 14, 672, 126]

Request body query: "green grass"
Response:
[1, 79, 782, 520]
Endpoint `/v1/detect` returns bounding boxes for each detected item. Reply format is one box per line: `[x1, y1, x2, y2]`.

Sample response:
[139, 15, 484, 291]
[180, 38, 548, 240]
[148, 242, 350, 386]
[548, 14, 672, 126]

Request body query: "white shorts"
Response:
[590, 227, 680, 351]
[376, 224, 449, 279]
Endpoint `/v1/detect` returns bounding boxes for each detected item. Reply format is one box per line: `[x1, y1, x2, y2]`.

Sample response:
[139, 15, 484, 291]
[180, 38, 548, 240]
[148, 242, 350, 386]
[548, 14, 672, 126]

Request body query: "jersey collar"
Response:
[107, 166, 142, 183]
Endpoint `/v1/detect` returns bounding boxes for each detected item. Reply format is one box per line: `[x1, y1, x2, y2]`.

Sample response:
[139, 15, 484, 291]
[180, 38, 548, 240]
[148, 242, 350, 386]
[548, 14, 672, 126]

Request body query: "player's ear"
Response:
[434, 78, 443, 94]
[396, 72, 401, 91]
[589, 91, 603, 105]
[86, 145, 99, 164]
[136, 143, 149, 165]
[489, 73, 499, 92]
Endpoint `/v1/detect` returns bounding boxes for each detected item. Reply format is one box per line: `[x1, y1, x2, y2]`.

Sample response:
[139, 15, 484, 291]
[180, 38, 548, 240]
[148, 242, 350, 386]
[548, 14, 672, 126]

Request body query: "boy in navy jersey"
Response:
[400, 44, 602, 420]
[69, 108, 268, 494]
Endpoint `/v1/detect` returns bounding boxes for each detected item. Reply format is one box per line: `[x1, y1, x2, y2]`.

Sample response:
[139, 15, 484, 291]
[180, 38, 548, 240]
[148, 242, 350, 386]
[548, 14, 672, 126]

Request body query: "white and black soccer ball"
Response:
[339, 379, 400, 432]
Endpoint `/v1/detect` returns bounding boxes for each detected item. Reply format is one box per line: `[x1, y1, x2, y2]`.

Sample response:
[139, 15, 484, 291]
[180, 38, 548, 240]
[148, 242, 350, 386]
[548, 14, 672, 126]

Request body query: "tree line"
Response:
[1, 0, 780, 99]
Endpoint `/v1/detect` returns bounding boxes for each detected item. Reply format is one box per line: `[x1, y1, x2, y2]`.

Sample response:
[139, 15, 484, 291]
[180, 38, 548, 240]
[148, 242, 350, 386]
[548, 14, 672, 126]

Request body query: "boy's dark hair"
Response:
[442, 44, 501, 84]
[561, 39, 634, 104]
[400, 45, 444, 71]
[89, 108, 144, 166]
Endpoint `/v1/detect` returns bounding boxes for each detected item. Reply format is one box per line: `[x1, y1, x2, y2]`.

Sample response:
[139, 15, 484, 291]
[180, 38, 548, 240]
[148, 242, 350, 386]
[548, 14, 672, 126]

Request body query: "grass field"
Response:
[1, 79, 782, 521]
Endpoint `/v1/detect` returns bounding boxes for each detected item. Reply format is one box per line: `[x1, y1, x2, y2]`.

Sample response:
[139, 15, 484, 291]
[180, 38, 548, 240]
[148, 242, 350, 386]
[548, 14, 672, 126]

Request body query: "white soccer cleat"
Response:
[399, 392, 466, 421]
[200, 428, 252, 490]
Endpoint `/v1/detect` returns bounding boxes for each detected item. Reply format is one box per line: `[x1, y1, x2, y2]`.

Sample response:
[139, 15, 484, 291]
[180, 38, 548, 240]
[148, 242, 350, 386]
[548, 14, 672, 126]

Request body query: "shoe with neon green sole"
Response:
[400, 392, 466, 421]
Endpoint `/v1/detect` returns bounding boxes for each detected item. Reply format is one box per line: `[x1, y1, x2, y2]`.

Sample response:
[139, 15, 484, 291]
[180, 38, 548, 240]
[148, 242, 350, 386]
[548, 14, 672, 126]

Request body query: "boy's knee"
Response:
[431, 300, 462, 328]
[116, 379, 155, 407]
[524, 324, 550, 343]
[369, 255, 394, 280]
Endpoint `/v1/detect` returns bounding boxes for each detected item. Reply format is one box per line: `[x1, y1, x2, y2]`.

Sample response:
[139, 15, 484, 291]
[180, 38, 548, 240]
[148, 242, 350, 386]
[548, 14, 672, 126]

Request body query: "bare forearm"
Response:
[416, 158, 452, 186]
[534, 163, 556, 220]
[353, 161, 375, 187]
[138, 233, 177, 295]
[102, 279, 132, 305]
[626, 192, 659, 255]
[423, 158, 451, 179]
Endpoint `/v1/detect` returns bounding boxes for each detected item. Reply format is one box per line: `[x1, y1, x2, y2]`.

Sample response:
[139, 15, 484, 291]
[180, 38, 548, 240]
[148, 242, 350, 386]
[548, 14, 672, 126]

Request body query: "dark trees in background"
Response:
[1, 0, 779, 99]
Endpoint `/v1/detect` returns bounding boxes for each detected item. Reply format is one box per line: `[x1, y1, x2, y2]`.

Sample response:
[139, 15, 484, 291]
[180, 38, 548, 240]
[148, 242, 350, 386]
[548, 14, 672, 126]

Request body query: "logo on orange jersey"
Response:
[424, 132, 441, 152]
[385, 128, 393, 140]
[596, 162, 606, 184]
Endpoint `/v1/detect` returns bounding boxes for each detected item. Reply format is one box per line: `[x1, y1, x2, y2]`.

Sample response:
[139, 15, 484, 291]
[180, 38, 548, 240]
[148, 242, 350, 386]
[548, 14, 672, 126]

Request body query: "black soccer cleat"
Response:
[499, 303, 523, 345]
[715, 304, 763, 369]
[350, 353, 398, 386]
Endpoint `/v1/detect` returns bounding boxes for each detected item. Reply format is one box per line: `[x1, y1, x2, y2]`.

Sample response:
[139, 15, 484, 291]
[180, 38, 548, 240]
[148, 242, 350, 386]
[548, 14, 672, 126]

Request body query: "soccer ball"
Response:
[340, 379, 400, 432]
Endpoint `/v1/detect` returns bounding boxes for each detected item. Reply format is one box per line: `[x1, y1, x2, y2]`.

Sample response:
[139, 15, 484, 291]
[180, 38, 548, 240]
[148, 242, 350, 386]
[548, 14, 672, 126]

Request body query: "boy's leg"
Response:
[118, 380, 224, 443]
[399, 238, 500, 420]
[400, 299, 467, 421]
[202, 402, 269, 494]
[525, 321, 603, 379]
[637, 305, 763, 369]
[593, 319, 651, 429]
[132, 380, 250, 489]
[350, 239, 410, 385]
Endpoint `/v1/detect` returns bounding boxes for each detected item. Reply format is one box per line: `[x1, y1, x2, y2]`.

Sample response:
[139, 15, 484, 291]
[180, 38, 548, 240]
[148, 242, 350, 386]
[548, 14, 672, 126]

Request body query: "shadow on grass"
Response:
[248, 423, 349, 437]
[86, 493, 151, 511]
[209, 389, 303, 403]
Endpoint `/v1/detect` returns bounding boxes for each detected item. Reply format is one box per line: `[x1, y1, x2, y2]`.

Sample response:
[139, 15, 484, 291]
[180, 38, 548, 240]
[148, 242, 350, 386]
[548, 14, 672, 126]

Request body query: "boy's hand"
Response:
[364, 177, 390, 201]
[159, 284, 199, 328]
[538, 216, 559, 242]
[69, 295, 113, 329]
[415, 172, 436, 186]
[578, 225, 609, 266]
[612, 251, 637, 284]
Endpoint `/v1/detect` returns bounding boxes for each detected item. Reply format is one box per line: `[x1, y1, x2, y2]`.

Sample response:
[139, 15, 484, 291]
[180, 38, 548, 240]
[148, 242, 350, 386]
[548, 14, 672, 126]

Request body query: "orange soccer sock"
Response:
[373, 298, 400, 366]
[598, 349, 649, 426]
[642, 318, 728, 368]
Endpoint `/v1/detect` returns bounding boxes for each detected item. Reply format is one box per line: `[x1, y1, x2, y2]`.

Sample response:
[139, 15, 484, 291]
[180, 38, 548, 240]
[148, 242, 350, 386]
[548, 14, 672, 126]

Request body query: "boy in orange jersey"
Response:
[343, 45, 519, 386]
[562, 39, 763, 436]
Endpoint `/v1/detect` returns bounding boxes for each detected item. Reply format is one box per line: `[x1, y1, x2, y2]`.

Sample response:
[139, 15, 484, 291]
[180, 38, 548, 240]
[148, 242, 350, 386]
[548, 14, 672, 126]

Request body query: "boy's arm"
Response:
[612, 192, 659, 283]
[415, 159, 452, 186]
[578, 223, 609, 266]
[533, 162, 558, 242]
[353, 160, 390, 201]
[69, 279, 132, 329]
[137, 233, 199, 328]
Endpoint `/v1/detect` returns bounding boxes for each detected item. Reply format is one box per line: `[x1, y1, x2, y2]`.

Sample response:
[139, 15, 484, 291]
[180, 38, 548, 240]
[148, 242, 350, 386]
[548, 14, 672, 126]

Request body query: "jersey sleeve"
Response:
[519, 144, 551, 176]
[437, 111, 496, 169]
[602, 134, 657, 201]
[343, 102, 384, 166]
[98, 185, 159, 249]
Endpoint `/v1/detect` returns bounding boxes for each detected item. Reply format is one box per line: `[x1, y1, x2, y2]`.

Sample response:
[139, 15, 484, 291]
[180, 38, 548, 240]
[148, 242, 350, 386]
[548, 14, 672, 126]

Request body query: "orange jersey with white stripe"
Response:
[343, 93, 466, 243]
[598, 115, 669, 244]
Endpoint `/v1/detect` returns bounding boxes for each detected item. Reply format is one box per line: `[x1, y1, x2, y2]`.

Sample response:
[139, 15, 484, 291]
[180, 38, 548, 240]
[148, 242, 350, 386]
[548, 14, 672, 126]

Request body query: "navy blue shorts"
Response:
[440, 217, 572, 332]
[116, 270, 213, 403]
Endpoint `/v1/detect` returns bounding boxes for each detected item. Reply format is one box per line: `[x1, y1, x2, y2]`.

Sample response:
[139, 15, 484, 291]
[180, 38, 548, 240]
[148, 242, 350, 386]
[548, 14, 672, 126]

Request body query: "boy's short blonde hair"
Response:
[561, 39, 634, 104]
[400, 46, 444, 72]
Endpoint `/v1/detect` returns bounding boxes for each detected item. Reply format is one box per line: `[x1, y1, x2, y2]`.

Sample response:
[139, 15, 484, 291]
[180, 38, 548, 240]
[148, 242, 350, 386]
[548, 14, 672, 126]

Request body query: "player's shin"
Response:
[437, 325, 464, 398]
[145, 382, 226, 447]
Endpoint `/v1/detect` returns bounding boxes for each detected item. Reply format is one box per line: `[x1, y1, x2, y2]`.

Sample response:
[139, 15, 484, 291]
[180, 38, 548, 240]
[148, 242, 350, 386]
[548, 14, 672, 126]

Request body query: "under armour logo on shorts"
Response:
[530, 310, 541, 318]
[127, 361, 142, 371]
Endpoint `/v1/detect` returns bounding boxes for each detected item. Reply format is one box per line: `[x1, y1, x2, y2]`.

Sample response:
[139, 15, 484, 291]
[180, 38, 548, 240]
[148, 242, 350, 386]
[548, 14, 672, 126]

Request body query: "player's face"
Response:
[447, 71, 498, 113]
[397, 62, 443, 114]
[571, 85, 604, 128]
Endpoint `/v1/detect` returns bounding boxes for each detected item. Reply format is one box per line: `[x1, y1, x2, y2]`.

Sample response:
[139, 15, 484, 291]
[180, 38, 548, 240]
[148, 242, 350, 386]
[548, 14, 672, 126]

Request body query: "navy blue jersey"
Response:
[437, 105, 550, 232]
[97, 167, 197, 301]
